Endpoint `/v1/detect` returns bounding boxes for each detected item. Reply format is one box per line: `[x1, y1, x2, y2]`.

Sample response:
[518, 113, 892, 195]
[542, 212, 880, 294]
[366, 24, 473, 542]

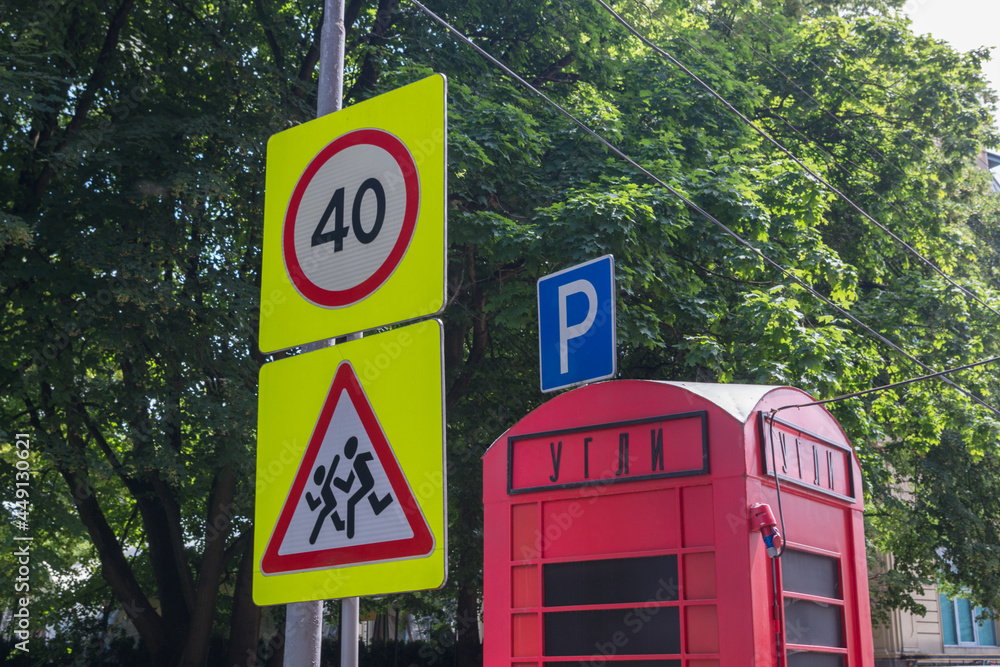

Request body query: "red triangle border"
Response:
[261, 361, 434, 574]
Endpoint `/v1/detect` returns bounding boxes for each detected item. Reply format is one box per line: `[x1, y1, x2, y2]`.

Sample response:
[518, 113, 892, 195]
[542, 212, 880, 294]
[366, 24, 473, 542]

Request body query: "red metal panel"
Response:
[848, 510, 876, 667]
[685, 604, 719, 654]
[483, 499, 512, 665]
[508, 411, 708, 493]
[711, 478, 760, 666]
[512, 564, 538, 608]
[683, 552, 716, 600]
[681, 485, 714, 548]
[541, 489, 678, 559]
[511, 613, 538, 657]
[511, 503, 539, 561]
[760, 415, 856, 502]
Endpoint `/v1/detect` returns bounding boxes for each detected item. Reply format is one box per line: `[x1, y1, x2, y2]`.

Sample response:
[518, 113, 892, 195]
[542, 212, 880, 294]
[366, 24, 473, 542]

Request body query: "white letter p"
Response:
[558, 279, 598, 374]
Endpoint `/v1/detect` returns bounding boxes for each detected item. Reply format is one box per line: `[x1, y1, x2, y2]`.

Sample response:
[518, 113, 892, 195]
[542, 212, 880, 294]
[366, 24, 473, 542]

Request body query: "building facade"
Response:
[873, 557, 1000, 666]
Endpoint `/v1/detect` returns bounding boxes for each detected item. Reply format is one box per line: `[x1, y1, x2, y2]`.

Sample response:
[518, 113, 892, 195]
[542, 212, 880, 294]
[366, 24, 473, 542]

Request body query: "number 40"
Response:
[311, 177, 386, 250]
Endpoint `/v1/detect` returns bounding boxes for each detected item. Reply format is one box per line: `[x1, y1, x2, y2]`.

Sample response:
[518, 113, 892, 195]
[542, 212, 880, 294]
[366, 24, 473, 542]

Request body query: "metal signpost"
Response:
[254, 7, 447, 663]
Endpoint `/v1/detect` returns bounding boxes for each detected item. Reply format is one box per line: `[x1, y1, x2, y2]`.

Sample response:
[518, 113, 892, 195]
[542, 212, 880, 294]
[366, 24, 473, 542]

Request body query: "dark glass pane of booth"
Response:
[544, 555, 678, 607]
[784, 598, 844, 648]
[782, 549, 840, 600]
[544, 607, 680, 656]
[786, 651, 845, 667]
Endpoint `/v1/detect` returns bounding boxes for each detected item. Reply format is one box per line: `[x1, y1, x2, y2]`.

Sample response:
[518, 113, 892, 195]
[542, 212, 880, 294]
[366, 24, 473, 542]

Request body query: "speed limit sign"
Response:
[284, 129, 419, 307]
[259, 75, 446, 353]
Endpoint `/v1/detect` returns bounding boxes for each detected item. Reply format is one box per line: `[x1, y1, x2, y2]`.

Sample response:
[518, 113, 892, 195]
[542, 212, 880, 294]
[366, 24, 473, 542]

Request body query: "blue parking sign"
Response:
[537, 255, 617, 393]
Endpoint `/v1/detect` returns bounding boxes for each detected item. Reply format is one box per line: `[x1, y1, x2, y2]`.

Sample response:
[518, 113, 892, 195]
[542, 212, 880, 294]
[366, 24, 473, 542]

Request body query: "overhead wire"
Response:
[406, 0, 1000, 419]
[762, 353, 1000, 581]
[591, 0, 1000, 324]
[727, 0, 960, 174]
[625, 0, 935, 244]
[730, 0, 1000, 270]
[599, 0, 1000, 409]
[690, 3, 909, 180]
[596, 1, 999, 575]
[734, 0, 1000, 282]
[706, 1, 1000, 297]
[627, 0, 1000, 308]
[774, 354, 1000, 412]
[701, 0, 1000, 266]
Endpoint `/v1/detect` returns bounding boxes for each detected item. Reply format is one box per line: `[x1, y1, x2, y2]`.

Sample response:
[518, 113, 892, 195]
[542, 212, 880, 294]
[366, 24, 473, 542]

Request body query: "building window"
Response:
[940, 594, 998, 647]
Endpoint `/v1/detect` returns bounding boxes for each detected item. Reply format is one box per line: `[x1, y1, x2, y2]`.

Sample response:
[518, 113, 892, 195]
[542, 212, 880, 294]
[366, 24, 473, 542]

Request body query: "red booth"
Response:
[483, 380, 874, 666]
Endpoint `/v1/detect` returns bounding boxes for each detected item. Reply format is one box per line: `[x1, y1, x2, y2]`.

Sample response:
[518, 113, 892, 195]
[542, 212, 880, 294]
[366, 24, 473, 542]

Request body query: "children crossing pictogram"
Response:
[261, 361, 434, 574]
[305, 453, 347, 543]
[303, 435, 395, 544]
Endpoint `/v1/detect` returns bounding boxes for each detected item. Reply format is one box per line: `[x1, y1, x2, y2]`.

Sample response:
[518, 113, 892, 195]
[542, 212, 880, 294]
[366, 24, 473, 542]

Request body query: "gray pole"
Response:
[319, 3, 363, 663]
[284, 0, 347, 665]
[317, 0, 345, 118]
[285, 604, 322, 667]
[342, 595, 360, 665]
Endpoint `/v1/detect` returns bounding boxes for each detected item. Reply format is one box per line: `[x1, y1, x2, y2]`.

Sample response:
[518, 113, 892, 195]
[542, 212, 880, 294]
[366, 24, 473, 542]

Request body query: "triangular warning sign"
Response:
[261, 361, 434, 574]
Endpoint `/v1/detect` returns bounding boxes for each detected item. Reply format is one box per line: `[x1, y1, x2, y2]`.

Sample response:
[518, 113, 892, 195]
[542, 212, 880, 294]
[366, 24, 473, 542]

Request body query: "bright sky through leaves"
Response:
[905, 0, 1000, 133]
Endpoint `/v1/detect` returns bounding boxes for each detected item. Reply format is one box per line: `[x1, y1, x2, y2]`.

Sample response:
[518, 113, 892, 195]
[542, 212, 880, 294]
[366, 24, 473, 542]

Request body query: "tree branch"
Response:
[530, 52, 575, 87]
[223, 529, 252, 566]
[293, 6, 324, 99]
[32, 0, 137, 201]
[446, 246, 490, 409]
[117, 354, 197, 626]
[59, 465, 168, 655]
[253, 0, 286, 71]
[345, 0, 366, 39]
[180, 465, 237, 665]
[26, 394, 167, 657]
[225, 527, 261, 667]
[344, 0, 401, 102]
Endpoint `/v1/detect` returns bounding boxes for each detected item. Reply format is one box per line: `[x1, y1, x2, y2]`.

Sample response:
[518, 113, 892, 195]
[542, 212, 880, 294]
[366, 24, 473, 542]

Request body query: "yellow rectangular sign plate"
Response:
[259, 74, 446, 353]
[253, 319, 446, 604]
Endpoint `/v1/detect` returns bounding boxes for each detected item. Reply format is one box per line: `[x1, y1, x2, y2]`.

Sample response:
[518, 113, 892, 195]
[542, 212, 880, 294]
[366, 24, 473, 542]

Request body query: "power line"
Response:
[625, 0, 931, 234]
[727, 0, 1000, 278]
[591, 0, 1000, 324]
[774, 354, 1000, 412]
[716, 0, 1000, 270]
[690, 3, 909, 180]
[726, 0, 953, 171]
[626, 0, 1000, 308]
[633, 0, 1000, 312]
[406, 0, 1000, 419]
[775, 357, 1000, 412]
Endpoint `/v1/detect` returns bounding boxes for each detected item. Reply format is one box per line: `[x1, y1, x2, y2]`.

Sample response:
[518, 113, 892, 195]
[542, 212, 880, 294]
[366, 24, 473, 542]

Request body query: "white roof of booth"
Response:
[653, 381, 779, 423]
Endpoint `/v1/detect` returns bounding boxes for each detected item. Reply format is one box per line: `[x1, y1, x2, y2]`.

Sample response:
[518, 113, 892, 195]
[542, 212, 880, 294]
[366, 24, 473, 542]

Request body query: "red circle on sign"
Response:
[283, 129, 420, 307]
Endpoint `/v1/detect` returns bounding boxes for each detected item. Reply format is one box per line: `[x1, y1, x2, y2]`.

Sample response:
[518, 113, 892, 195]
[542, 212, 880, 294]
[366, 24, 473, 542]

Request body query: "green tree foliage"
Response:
[1, 0, 999, 663]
